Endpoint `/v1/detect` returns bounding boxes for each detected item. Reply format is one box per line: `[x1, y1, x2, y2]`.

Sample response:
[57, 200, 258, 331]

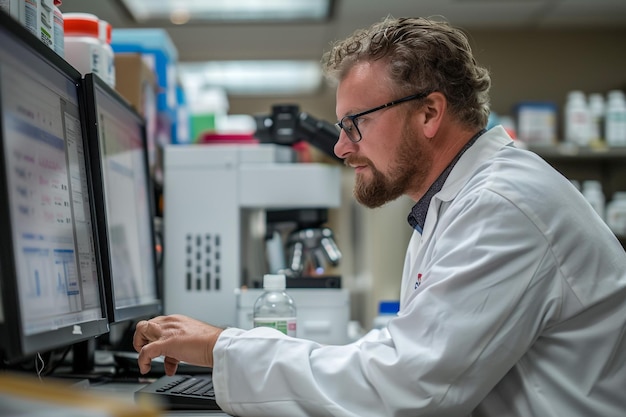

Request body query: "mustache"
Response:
[344, 155, 372, 167]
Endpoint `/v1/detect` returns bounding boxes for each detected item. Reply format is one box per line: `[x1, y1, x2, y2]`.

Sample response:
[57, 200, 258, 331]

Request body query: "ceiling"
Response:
[59, 0, 626, 63]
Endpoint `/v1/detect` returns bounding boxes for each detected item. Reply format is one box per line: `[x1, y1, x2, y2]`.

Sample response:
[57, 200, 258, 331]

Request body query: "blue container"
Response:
[111, 29, 178, 115]
[372, 300, 400, 330]
[378, 301, 400, 315]
[172, 83, 191, 144]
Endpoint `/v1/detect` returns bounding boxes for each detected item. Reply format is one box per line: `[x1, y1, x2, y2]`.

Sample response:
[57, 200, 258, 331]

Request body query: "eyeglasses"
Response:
[335, 91, 430, 143]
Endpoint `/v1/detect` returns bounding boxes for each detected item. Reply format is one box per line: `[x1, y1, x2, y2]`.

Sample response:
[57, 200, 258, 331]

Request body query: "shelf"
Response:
[527, 144, 626, 160]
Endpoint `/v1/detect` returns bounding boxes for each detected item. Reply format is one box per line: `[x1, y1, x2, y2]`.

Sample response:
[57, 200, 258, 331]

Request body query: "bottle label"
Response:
[253, 317, 297, 337]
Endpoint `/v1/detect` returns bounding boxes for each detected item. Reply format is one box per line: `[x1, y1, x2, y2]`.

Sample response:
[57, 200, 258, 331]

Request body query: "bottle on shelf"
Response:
[1, 0, 62, 56]
[564, 90, 591, 147]
[0, 0, 20, 20]
[39, 0, 53, 50]
[605, 90, 626, 147]
[52, 0, 63, 57]
[253, 274, 297, 337]
[97, 19, 115, 87]
[63, 13, 114, 86]
[606, 192, 626, 236]
[582, 180, 605, 221]
[588, 93, 605, 144]
[16, 0, 38, 37]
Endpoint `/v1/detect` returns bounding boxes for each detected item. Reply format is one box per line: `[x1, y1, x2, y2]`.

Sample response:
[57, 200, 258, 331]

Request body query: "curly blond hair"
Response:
[321, 16, 491, 129]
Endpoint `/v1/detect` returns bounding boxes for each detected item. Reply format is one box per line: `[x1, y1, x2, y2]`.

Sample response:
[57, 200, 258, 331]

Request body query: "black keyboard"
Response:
[112, 350, 213, 376]
[135, 374, 222, 411]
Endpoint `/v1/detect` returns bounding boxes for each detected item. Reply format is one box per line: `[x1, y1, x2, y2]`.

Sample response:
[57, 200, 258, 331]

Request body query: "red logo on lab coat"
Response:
[415, 273, 422, 289]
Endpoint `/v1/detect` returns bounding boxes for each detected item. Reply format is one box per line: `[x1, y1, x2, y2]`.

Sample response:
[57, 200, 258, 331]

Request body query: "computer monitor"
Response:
[83, 73, 161, 327]
[0, 11, 109, 364]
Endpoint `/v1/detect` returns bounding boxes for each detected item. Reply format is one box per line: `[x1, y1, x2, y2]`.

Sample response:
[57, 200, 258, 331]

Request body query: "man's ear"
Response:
[422, 92, 446, 139]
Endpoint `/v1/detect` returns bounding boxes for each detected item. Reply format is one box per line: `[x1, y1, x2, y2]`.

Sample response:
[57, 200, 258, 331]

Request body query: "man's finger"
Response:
[137, 340, 166, 374]
[137, 352, 152, 375]
[133, 320, 162, 352]
[163, 356, 179, 376]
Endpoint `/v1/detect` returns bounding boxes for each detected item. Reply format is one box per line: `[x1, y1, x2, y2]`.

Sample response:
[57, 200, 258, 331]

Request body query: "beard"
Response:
[348, 126, 432, 208]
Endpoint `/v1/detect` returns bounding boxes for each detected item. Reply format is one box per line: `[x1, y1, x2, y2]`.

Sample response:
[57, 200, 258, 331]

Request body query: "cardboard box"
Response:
[114, 53, 161, 175]
[114, 53, 157, 117]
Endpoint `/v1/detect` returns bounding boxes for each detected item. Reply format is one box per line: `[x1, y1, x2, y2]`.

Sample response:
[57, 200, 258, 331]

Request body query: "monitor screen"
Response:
[83, 73, 161, 324]
[0, 12, 109, 363]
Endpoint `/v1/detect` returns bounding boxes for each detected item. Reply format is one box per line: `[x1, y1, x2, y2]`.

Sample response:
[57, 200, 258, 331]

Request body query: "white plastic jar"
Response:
[564, 90, 591, 146]
[98, 19, 115, 87]
[606, 192, 626, 236]
[582, 180, 605, 221]
[605, 90, 626, 146]
[588, 93, 605, 143]
[63, 12, 103, 77]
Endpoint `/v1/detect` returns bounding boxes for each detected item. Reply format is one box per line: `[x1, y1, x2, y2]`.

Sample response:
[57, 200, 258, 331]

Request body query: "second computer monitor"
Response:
[84, 73, 161, 324]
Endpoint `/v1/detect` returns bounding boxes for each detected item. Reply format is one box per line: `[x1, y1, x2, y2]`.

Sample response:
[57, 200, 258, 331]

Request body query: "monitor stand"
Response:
[72, 339, 96, 375]
[50, 339, 114, 383]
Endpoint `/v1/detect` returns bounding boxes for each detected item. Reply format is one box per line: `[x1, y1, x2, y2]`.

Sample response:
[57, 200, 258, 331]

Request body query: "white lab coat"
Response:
[212, 126, 626, 417]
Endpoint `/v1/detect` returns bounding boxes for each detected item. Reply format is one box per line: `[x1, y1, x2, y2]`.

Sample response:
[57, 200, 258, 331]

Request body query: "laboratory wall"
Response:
[230, 27, 626, 329]
[231, 28, 626, 123]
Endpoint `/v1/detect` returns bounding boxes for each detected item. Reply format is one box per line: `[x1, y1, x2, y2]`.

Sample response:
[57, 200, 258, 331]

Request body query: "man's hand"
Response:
[133, 314, 224, 375]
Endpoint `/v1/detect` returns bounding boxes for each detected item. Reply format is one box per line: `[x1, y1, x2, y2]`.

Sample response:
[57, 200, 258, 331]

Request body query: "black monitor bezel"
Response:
[0, 10, 109, 364]
[83, 73, 162, 324]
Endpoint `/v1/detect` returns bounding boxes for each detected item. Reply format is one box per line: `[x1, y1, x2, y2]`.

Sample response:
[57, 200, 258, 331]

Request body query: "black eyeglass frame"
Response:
[335, 91, 431, 143]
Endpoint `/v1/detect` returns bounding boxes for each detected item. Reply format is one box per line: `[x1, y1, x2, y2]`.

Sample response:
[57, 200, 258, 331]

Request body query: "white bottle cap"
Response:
[263, 274, 286, 290]
[567, 90, 586, 101]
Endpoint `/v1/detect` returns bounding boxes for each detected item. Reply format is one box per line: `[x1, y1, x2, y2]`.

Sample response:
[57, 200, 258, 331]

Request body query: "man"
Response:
[134, 17, 626, 416]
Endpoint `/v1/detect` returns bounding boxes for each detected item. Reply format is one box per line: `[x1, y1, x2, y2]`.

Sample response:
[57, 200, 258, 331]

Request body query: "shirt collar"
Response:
[407, 129, 486, 233]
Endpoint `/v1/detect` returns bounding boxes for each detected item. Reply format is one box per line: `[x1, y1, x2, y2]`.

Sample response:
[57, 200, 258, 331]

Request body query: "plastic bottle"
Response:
[253, 274, 297, 337]
[582, 180, 605, 221]
[588, 93, 605, 143]
[564, 90, 591, 146]
[63, 13, 103, 78]
[18, 0, 38, 37]
[605, 90, 626, 146]
[98, 19, 115, 87]
[372, 300, 400, 330]
[52, 0, 63, 57]
[606, 192, 626, 236]
[38, 0, 53, 49]
[0, 0, 20, 20]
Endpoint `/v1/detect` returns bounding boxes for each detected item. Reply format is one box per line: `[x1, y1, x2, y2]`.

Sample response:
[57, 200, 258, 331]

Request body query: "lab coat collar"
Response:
[435, 125, 513, 203]
[419, 125, 514, 239]
[408, 128, 486, 232]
